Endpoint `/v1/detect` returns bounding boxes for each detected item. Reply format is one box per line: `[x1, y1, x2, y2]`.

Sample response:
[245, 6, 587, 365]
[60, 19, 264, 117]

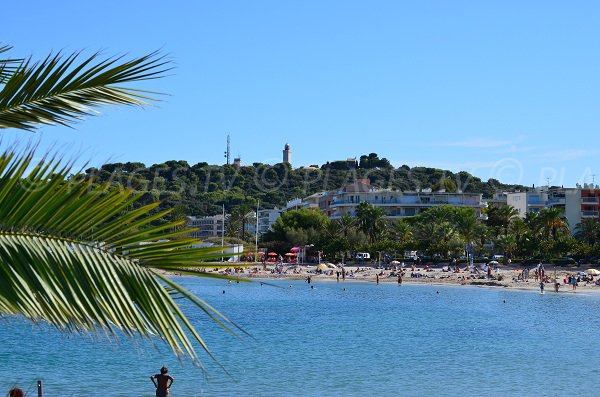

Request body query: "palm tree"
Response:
[391, 219, 415, 248]
[454, 207, 478, 260]
[0, 45, 236, 366]
[355, 201, 387, 243]
[509, 218, 530, 258]
[486, 205, 519, 236]
[538, 207, 570, 240]
[495, 234, 517, 261]
[227, 205, 256, 241]
[574, 218, 600, 246]
[416, 221, 463, 258]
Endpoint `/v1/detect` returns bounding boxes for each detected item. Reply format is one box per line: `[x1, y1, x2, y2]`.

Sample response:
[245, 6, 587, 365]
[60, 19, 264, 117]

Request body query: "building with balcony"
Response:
[505, 185, 600, 232]
[257, 208, 283, 235]
[485, 192, 508, 209]
[579, 187, 600, 222]
[325, 180, 486, 219]
[186, 214, 227, 239]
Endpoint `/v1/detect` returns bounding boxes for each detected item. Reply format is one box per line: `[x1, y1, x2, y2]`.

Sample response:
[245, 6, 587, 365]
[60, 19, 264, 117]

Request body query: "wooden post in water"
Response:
[37, 380, 43, 397]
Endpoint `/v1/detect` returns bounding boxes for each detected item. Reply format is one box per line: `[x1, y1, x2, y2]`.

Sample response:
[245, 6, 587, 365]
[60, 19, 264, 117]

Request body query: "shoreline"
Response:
[188, 263, 600, 295]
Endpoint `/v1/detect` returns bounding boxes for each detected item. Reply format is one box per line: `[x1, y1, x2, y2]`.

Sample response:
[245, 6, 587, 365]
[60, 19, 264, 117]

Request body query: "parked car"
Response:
[355, 252, 370, 262]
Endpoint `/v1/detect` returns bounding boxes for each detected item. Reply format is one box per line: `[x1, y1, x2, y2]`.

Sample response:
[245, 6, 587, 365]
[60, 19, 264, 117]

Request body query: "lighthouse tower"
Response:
[283, 143, 291, 165]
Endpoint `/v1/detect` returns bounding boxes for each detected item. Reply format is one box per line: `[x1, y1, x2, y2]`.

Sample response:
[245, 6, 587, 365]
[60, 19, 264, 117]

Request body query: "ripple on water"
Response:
[2, 279, 600, 396]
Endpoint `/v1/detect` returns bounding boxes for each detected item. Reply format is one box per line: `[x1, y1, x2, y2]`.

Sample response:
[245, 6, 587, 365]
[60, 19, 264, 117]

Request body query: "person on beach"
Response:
[306, 275, 311, 284]
[342, 267, 346, 281]
[8, 388, 24, 397]
[150, 366, 174, 397]
[539, 282, 544, 294]
[376, 273, 379, 284]
[398, 273, 403, 285]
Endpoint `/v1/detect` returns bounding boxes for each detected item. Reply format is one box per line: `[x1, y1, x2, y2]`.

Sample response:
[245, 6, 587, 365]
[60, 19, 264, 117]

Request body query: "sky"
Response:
[3, 1, 600, 187]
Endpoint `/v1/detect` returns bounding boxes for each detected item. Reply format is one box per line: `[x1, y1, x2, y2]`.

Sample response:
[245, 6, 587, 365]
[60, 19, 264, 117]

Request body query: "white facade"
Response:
[506, 192, 528, 217]
[322, 180, 486, 219]
[285, 197, 304, 211]
[485, 192, 509, 208]
[187, 214, 226, 239]
[193, 242, 244, 261]
[505, 186, 600, 233]
[257, 208, 282, 235]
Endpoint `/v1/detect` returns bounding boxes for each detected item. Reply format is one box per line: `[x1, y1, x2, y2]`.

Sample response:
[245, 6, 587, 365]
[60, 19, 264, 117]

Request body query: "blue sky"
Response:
[4, 1, 600, 187]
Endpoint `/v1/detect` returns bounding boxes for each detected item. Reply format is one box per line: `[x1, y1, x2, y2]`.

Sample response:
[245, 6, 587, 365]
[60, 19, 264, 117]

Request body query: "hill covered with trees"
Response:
[84, 152, 525, 218]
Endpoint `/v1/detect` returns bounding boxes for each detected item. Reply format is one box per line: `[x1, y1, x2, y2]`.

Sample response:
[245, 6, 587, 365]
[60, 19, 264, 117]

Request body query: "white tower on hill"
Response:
[283, 143, 291, 165]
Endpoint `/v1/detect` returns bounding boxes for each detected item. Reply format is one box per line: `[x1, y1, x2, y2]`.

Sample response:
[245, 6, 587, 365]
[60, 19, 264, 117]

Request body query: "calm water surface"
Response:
[1, 278, 599, 396]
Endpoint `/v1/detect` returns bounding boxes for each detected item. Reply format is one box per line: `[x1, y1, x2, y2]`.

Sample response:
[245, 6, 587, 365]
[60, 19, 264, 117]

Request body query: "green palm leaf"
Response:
[0, 147, 240, 365]
[0, 45, 22, 84]
[0, 49, 171, 130]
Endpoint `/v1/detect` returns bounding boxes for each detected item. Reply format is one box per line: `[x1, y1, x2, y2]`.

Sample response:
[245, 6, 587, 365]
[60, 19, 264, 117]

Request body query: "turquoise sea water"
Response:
[2, 278, 600, 396]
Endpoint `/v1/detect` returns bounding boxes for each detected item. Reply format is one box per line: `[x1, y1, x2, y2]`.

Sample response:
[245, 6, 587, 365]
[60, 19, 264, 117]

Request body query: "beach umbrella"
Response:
[488, 260, 500, 266]
[316, 263, 329, 271]
[268, 252, 277, 256]
[290, 246, 301, 252]
[390, 260, 401, 265]
[587, 269, 600, 275]
[284, 253, 297, 256]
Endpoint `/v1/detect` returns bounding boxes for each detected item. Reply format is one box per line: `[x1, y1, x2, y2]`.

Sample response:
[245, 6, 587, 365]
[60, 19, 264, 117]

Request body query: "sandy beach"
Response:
[197, 262, 600, 294]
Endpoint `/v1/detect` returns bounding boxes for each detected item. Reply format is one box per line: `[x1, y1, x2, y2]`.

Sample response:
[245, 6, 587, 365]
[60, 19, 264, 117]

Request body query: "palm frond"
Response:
[0, 49, 172, 131]
[0, 147, 242, 365]
[0, 45, 23, 84]
[0, 232, 213, 362]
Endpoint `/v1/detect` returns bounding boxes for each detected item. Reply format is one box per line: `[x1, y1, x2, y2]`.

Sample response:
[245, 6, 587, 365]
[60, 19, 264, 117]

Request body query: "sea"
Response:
[1, 277, 599, 396]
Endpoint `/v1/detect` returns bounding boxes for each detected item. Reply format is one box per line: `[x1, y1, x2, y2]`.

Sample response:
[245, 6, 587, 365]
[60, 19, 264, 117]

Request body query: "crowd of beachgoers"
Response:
[197, 261, 600, 293]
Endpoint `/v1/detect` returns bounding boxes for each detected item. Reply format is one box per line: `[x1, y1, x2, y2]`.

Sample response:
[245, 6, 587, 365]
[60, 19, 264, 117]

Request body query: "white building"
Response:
[186, 214, 226, 239]
[505, 185, 600, 232]
[192, 242, 244, 262]
[485, 192, 509, 209]
[257, 208, 282, 235]
[314, 179, 486, 220]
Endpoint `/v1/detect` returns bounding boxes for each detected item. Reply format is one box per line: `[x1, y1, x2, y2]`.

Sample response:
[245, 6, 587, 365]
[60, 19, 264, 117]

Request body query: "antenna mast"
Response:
[224, 133, 231, 165]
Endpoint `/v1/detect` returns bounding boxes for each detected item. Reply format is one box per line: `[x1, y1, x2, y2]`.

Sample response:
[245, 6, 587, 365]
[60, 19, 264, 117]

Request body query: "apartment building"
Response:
[325, 180, 486, 219]
[257, 208, 282, 235]
[506, 185, 600, 232]
[186, 214, 226, 239]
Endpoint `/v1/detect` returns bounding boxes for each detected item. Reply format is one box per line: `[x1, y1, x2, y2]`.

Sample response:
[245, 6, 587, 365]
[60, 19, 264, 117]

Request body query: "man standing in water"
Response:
[150, 366, 174, 397]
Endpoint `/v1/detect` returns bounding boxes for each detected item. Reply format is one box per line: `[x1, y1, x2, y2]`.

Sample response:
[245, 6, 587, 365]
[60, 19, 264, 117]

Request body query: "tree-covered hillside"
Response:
[84, 152, 525, 217]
